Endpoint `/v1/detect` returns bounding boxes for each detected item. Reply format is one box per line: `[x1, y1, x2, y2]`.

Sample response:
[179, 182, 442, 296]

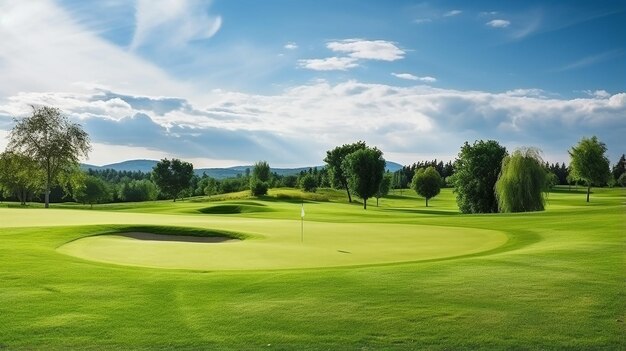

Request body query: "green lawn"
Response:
[0, 187, 624, 350]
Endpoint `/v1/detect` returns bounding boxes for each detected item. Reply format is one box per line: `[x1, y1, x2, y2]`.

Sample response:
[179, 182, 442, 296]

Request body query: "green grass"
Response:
[0, 186, 624, 349]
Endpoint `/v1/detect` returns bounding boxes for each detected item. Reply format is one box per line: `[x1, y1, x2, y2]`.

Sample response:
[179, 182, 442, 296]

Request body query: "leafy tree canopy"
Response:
[568, 136, 610, 202]
[151, 158, 194, 201]
[8, 106, 90, 208]
[411, 166, 442, 207]
[452, 140, 507, 213]
[495, 148, 548, 213]
[324, 141, 367, 202]
[341, 147, 386, 209]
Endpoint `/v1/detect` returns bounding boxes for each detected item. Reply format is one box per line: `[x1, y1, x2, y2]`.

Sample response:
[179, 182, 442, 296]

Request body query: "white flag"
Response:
[301, 203, 305, 218]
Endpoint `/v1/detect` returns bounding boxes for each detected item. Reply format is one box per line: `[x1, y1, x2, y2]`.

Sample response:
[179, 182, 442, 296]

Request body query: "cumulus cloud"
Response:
[298, 57, 359, 71]
[130, 0, 222, 50]
[2, 82, 624, 166]
[327, 39, 405, 61]
[443, 10, 462, 17]
[392, 73, 437, 83]
[486, 19, 511, 28]
[284, 42, 298, 50]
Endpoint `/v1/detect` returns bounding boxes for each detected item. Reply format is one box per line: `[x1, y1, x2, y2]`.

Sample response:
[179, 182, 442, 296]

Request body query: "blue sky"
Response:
[0, 0, 624, 167]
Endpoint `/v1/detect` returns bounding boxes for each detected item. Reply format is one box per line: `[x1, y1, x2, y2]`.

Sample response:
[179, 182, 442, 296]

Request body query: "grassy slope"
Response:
[0, 187, 624, 350]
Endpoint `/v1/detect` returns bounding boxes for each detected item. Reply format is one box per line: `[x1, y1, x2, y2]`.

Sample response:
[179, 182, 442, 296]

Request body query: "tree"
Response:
[546, 172, 559, 190]
[75, 175, 110, 208]
[612, 154, 626, 181]
[617, 173, 626, 187]
[452, 140, 507, 213]
[495, 148, 548, 213]
[341, 147, 386, 209]
[375, 172, 392, 206]
[151, 158, 194, 201]
[250, 161, 271, 196]
[324, 141, 367, 202]
[8, 106, 91, 208]
[299, 174, 317, 192]
[568, 136, 611, 202]
[119, 179, 158, 202]
[411, 166, 442, 207]
[0, 151, 43, 205]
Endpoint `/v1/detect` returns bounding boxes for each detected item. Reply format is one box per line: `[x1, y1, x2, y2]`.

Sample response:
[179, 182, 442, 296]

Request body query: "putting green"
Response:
[58, 222, 507, 270]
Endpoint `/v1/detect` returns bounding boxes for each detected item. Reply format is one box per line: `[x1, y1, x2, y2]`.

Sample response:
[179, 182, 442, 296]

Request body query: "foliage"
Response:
[74, 175, 110, 208]
[411, 166, 442, 207]
[545, 172, 559, 189]
[495, 148, 548, 213]
[341, 147, 386, 209]
[250, 178, 269, 196]
[0, 151, 43, 205]
[324, 141, 367, 202]
[617, 173, 626, 187]
[395, 159, 454, 189]
[568, 136, 611, 202]
[299, 174, 317, 192]
[612, 154, 625, 180]
[374, 172, 392, 206]
[252, 161, 271, 182]
[452, 140, 507, 213]
[8, 106, 91, 208]
[250, 161, 271, 196]
[151, 158, 194, 201]
[119, 179, 158, 202]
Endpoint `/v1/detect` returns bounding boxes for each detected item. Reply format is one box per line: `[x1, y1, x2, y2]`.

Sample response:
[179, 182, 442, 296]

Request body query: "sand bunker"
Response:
[114, 232, 238, 243]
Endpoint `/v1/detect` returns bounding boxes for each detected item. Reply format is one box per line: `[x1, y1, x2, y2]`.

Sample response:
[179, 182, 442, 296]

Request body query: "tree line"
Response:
[1, 106, 624, 210]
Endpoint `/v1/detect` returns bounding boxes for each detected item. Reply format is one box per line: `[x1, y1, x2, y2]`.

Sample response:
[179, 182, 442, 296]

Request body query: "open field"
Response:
[0, 187, 624, 349]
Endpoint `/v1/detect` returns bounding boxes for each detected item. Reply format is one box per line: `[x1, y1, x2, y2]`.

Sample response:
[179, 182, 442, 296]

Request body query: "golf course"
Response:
[0, 186, 623, 350]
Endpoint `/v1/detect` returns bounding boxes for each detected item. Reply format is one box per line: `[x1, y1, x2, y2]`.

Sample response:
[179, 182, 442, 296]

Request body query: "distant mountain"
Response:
[385, 161, 403, 172]
[81, 159, 405, 179]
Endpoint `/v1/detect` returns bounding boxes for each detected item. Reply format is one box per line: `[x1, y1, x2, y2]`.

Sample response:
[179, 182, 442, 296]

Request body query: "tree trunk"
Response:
[45, 160, 51, 208]
[343, 181, 352, 203]
[586, 185, 590, 202]
[426, 198, 429, 207]
[376, 197, 379, 207]
[90, 203, 93, 209]
[363, 198, 367, 209]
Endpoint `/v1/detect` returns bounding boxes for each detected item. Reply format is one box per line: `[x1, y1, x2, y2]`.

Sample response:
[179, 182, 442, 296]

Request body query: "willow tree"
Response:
[8, 106, 91, 208]
[495, 148, 548, 213]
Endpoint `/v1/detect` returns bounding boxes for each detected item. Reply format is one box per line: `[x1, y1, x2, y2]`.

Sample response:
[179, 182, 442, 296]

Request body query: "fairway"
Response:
[0, 187, 623, 350]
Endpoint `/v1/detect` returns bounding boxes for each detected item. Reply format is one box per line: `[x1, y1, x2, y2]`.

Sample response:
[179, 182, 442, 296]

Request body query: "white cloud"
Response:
[327, 39, 405, 61]
[443, 10, 462, 17]
[556, 50, 624, 72]
[583, 90, 611, 99]
[298, 57, 359, 71]
[486, 19, 511, 28]
[391, 73, 437, 83]
[130, 0, 222, 50]
[0, 0, 192, 98]
[2, 82, 624, 166]
[284, 42, 298, 50]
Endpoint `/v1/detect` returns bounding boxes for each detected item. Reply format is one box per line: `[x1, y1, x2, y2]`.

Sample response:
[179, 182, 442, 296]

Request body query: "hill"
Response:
[81, 159, 404, 179]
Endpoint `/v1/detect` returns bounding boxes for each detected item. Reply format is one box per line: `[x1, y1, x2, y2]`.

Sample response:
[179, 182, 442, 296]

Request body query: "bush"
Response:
[299, 174, 317, 192]
[250, 178, 269, 196]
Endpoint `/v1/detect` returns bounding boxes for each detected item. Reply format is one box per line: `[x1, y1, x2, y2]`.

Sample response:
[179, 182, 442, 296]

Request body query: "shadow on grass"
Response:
[384, 208, 460, 216]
